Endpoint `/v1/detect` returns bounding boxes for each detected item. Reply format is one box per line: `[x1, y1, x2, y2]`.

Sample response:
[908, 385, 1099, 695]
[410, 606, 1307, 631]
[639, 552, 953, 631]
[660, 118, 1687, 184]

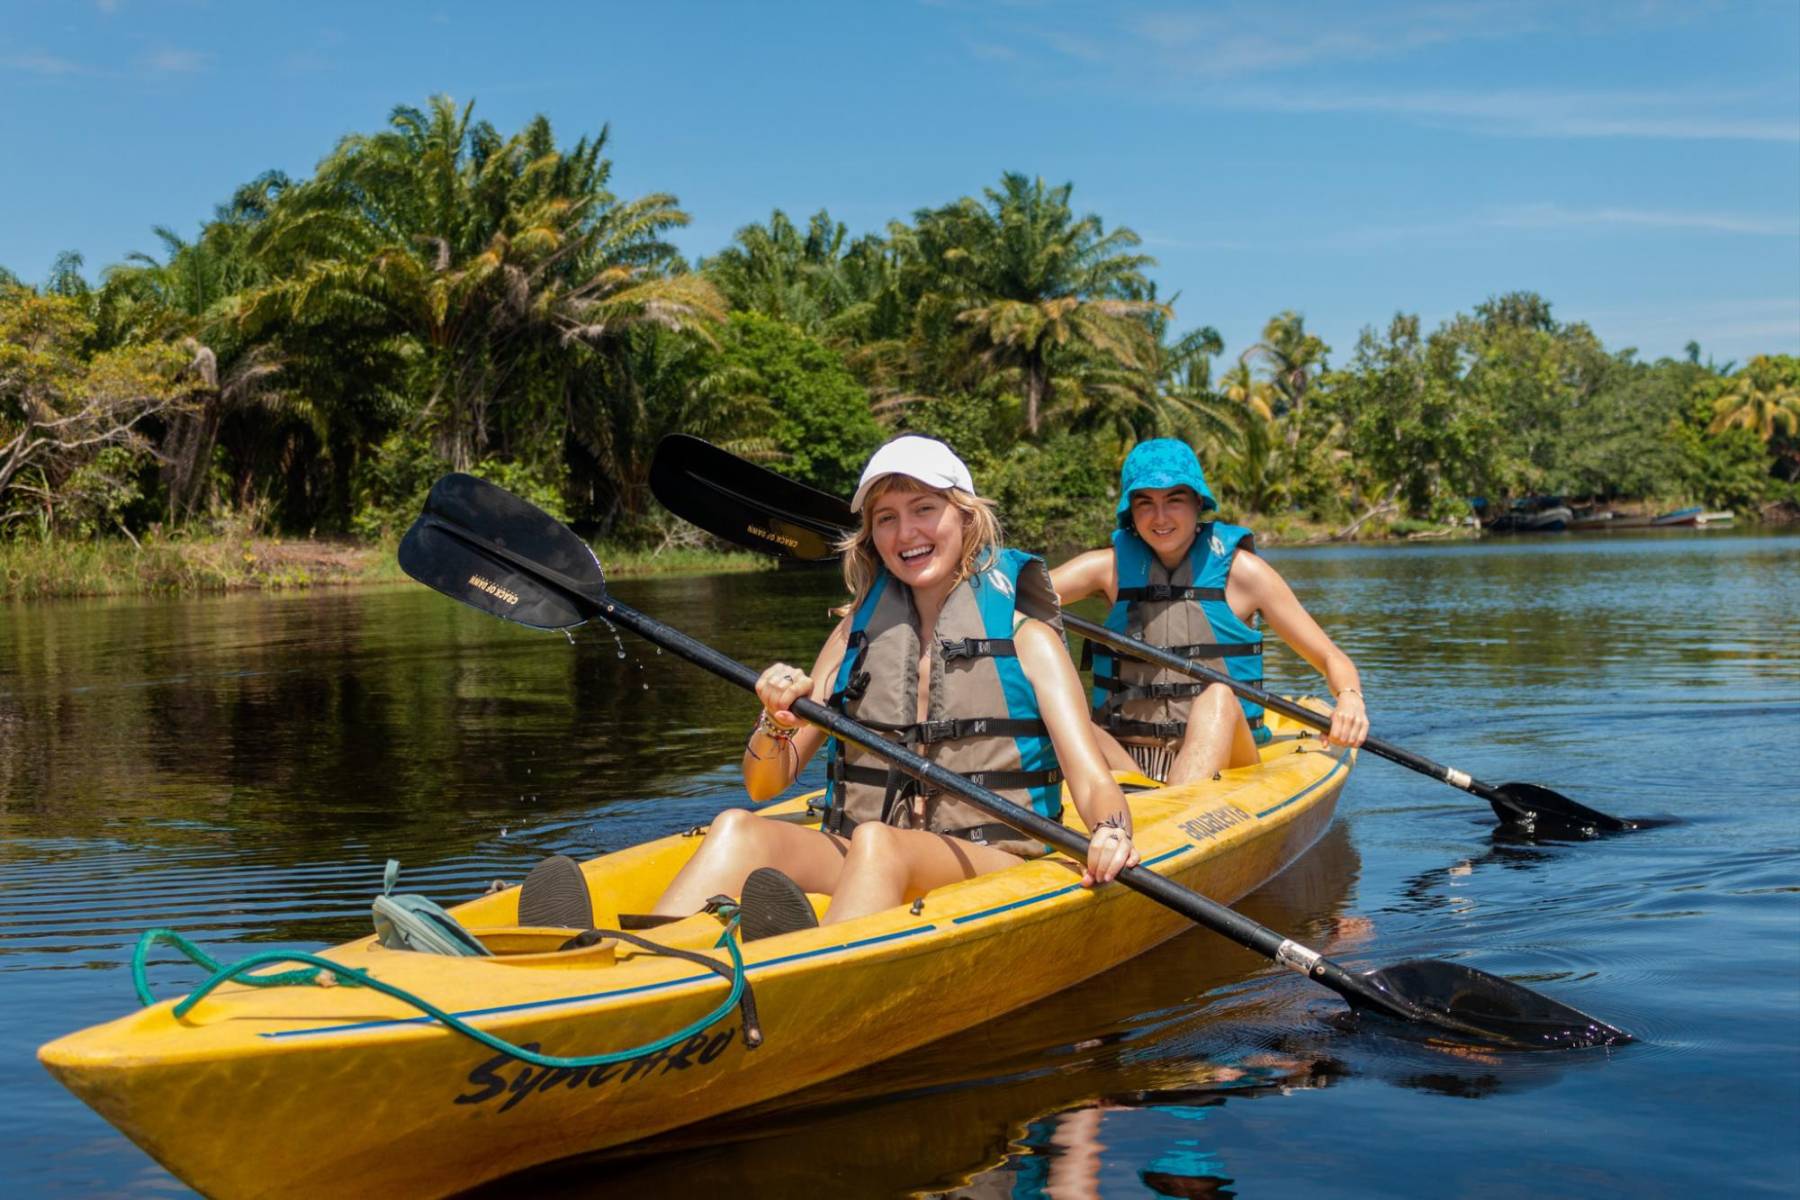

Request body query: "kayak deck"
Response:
[40, 705, 1352, 1200]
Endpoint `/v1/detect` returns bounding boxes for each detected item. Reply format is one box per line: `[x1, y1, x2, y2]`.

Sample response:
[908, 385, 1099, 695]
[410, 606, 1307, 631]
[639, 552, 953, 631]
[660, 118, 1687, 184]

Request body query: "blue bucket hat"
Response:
[1115, 438, 1217, 526]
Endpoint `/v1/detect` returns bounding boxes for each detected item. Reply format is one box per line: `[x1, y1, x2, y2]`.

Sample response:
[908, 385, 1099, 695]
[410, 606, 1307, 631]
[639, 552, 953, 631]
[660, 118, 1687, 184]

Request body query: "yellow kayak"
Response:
[40, 706, 1352, 1200]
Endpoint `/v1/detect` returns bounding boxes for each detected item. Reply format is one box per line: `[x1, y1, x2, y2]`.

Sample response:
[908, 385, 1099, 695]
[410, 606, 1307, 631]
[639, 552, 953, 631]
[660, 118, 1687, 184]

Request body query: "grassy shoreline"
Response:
[0, 535, 773, 602]
[7, 503, 1786, 601]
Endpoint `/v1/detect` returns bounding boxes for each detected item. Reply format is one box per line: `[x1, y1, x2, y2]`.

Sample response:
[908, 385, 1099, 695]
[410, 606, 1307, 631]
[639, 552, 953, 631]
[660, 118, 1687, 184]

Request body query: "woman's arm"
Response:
[1228, 552, 1368, 748]
[741, 618, 850, 802]
[1014, 619, 1140, 885]
[1048, 548, 1116, 607]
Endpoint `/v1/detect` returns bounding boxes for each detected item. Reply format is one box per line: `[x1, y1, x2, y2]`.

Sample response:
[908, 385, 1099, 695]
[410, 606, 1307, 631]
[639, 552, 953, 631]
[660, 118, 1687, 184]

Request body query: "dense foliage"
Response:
[4, 96, 1794, 550]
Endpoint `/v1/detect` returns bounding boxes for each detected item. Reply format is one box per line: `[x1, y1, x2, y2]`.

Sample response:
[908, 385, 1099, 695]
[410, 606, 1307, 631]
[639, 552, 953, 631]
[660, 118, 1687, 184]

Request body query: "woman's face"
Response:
[1129, 486, 1201, 561]
[868, 482, 965, 593]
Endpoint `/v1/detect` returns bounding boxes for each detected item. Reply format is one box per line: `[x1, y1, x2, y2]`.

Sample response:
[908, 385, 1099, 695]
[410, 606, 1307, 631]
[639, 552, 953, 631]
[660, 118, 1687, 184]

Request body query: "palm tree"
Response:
[913, 173, 1165, 436]
[240, 96, 723, 473]
[1212, 362, 1285, 515]
[1708, 355, 1800, 442]
[1239, 310, 1329, 441]
[101, 191, 287, 521]
[565, 327, 768, 534]
[703, 209, 857, 333]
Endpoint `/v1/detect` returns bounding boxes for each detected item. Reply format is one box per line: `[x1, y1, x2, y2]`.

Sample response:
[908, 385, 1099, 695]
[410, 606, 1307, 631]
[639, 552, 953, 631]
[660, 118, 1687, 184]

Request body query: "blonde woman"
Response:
[650, 436, 1139, 939]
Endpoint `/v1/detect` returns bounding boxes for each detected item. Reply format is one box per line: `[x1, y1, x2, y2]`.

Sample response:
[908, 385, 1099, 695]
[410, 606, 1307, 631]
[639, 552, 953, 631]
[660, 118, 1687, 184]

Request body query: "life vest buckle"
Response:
[914, 719, 960, 745]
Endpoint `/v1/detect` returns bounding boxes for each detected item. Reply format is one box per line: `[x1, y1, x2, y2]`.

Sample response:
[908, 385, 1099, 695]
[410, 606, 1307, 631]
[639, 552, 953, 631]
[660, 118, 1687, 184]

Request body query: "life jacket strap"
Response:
[1093, 678, 1211, 701]
[833, 762, 1064, 792]
[938, 636, 1017, 661]
[1098, 640, 1262, 666]
[910, 716, 1048, 744]
[1100, 714, 1266, 741]
[1117, 584, 1227, 603]
[829, 629, 874, 709]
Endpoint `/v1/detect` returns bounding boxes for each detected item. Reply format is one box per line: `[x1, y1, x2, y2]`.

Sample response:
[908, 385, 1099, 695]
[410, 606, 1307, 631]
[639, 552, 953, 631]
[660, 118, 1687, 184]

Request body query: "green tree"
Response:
[100, 179, 290, 523]
[1323, 314, 1487, 515]
[911, 173, 1164, 436]
[565, 325, 768, 537]
[0, 290, 191, 536]
[242, 96, 723, 477]
[1212, 362, 1286, 515]
[1240, 310, 1330, 435]
[723, 312, 882, 496]
[704, 209, 856, 334]
[1708, 354, 1800, 444]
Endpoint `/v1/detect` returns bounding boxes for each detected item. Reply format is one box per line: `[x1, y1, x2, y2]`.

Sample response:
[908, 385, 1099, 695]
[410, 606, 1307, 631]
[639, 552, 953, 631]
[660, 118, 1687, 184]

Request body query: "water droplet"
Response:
[562, 629, 576, 646]
[616, 650, 626, 660]
[641, 683, 649, 690]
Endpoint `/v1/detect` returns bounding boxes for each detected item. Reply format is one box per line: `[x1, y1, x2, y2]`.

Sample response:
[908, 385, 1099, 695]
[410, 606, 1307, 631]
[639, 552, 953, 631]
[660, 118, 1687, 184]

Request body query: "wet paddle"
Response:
[648, 435, 1638, 839]
[398, 471, 1631, 1050]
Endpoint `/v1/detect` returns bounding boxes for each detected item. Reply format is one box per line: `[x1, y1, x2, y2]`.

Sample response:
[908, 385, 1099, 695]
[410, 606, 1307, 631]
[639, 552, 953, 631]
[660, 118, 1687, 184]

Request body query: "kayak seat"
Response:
[517, 854, 594, 929]
[738, 868, 820, 941]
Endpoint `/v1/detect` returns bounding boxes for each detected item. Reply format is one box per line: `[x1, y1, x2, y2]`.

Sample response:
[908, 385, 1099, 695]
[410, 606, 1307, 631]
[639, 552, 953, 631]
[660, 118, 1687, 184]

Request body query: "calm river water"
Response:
[3, 530, 1797, 1197]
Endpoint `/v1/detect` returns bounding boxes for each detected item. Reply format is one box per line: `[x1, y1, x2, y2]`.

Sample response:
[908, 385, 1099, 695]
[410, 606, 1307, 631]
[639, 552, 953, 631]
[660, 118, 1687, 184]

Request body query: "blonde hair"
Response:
[834, 474, 1003, 614]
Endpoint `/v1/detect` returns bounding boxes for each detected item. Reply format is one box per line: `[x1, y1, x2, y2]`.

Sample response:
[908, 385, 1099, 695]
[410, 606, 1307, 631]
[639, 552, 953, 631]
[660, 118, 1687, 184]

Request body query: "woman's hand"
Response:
[1327, 689, 1368, 748]
[755, 662, 813, 727]
[1081, 820, 1140, 887]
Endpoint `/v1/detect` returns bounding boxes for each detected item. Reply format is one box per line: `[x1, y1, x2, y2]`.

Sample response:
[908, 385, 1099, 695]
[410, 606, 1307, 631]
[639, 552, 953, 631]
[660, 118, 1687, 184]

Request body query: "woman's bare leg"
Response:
[824, 822, 1023, 924]
[651, 809, 849, 916]
[1090, 723, 1141, 773]
[1165, 684, 1260, 785]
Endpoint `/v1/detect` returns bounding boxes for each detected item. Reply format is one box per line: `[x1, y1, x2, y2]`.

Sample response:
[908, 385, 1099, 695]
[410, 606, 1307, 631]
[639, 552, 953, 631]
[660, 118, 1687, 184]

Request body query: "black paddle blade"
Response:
[1355, 959, 1632, 1050]
[1490, 782, 1638, 838]
[649, 435, 851, 561]
[398, 473, 605, 631]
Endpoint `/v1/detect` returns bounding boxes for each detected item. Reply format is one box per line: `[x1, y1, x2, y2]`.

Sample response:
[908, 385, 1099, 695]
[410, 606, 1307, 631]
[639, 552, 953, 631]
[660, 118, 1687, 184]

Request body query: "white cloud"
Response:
[142, 47, 211, 74]
[968, 2, 1796, 143]
[2, 50, 86, 76]
[1490, 204, 1799, 236]
[1224, 86, 1800, 143]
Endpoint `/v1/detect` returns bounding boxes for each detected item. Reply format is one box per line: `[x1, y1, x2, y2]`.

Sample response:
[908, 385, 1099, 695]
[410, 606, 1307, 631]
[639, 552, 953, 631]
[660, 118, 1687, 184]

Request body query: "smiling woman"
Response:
[1052, 438, 1370, 786]
[647, 436, 1142, 934]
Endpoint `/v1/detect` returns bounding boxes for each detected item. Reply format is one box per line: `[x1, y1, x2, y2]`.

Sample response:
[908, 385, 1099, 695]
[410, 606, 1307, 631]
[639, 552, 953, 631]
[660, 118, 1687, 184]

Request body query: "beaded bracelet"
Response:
[746, 709, 801, 768]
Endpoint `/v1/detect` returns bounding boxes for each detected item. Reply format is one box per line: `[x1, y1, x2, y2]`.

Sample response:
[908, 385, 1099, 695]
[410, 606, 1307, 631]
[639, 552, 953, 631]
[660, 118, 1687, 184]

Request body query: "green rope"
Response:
[129, 921, 752, 1070]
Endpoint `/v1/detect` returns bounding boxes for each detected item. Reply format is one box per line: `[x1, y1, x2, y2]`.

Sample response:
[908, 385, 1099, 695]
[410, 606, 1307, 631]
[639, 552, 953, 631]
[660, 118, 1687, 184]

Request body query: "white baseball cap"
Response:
[850, 435, 976, 512]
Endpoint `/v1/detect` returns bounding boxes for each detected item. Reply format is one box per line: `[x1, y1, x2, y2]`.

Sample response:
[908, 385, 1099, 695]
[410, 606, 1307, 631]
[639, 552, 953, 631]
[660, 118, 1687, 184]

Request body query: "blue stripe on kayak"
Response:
[1252, 750, 1348, 820]
[950, 845, 1193, 926]
[261, 923, 941, 1040]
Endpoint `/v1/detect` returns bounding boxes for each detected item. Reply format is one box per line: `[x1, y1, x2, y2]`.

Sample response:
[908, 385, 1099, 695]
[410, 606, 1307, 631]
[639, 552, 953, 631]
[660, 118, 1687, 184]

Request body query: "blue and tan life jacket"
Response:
[1088, 524, 1269, 747]
[824, 548, 1064, 857]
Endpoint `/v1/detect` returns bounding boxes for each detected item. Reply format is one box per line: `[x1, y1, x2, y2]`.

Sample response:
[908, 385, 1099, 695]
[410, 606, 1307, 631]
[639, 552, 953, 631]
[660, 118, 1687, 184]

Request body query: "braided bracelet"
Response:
[746, 709, 801, 765]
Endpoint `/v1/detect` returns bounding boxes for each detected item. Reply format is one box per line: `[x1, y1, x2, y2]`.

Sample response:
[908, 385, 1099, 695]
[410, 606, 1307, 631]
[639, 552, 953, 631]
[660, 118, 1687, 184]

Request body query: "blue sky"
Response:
[4, 0, 1796, 366]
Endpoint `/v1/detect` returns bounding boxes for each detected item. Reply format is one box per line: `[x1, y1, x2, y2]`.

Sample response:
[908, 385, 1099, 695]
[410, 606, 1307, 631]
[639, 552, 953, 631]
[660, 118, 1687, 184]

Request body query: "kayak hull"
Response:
[40, 708, 1351, 1200]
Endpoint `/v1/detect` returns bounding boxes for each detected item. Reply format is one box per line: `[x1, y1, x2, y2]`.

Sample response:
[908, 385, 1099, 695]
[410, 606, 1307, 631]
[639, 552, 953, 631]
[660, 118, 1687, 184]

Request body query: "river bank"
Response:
[8, 496, 1792, 600]
[0, 535, 772, 601]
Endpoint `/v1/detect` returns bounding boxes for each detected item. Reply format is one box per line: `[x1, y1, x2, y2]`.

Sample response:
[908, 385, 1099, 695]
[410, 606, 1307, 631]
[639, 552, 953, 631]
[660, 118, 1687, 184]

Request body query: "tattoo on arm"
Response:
[1095, 812, 1128, 832]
